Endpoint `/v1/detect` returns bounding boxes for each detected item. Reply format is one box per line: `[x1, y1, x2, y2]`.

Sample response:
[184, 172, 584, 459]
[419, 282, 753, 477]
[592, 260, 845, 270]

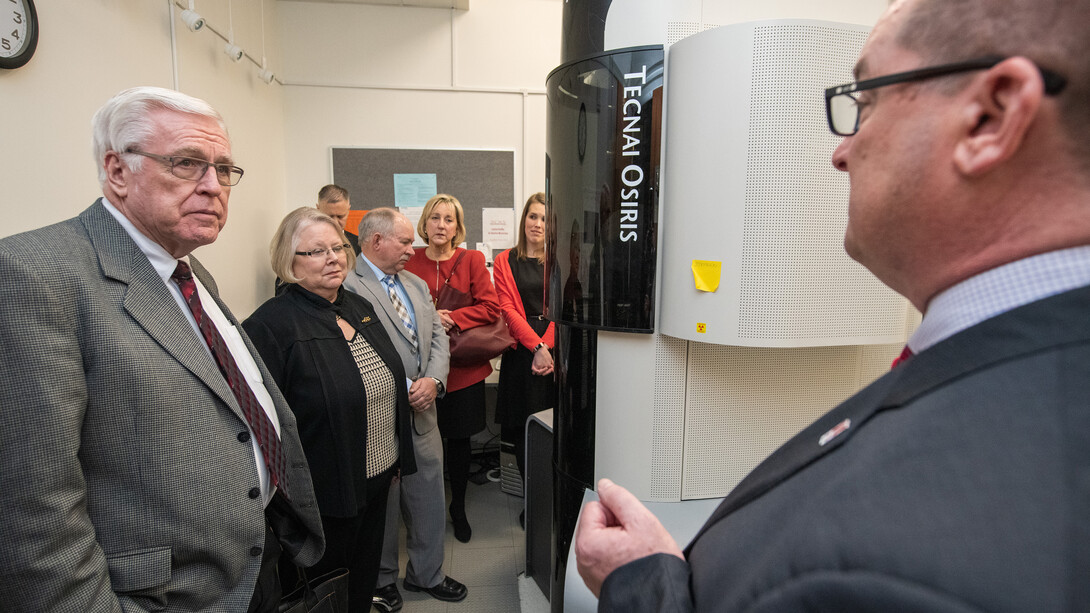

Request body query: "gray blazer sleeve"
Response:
[401, 270, 450, 388]
[0, 246, 126, 612]
[421, 291, 450, 389]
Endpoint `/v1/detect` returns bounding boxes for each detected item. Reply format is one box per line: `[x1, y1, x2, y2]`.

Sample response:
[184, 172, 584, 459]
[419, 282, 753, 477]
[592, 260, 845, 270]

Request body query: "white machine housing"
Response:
[592, 3, 914, 504]
[562, 3, 910, 611]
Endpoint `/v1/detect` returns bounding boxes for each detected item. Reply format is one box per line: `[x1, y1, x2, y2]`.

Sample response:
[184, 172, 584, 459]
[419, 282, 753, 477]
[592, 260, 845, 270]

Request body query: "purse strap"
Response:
[435, 249, 475, 312]
[441, 249, 468, 287]
[295, 565, 320, 608]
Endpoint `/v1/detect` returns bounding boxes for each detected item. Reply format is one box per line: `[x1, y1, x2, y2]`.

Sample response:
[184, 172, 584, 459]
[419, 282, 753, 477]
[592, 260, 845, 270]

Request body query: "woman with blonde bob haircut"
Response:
[269, 208, 357, 283]
[416, 194, 467, 248]
[244, 207, 416, 611]
[404, 193, 503, 542]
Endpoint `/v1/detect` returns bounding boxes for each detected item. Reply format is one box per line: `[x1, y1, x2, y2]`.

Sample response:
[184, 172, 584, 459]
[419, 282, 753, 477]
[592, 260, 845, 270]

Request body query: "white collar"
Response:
[909, 246, 1090, 352]
[100, 196, 188, 281]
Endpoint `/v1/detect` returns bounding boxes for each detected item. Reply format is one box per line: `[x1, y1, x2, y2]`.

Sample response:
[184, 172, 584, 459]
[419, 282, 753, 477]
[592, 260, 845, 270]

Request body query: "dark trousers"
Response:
[305, 466, 396, 613]
[247, 523, 283, 613]
[444, 436, 472, 516]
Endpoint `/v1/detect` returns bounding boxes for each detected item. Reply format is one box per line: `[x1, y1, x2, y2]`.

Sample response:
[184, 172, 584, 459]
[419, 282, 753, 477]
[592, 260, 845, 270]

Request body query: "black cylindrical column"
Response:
[560, 0, 611, 65]
[550, 323, 596, 612]
[545, 34, 663, 609]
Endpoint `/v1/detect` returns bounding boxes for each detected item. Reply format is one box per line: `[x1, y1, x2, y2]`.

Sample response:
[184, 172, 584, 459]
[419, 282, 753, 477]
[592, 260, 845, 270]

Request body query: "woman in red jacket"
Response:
[405, 194, 501, 543]
[493, 193, 556, 502]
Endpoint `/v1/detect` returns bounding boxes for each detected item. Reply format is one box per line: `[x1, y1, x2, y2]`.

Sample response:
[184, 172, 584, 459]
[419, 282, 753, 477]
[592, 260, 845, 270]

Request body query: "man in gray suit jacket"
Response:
[343, 207, 467, 611]
[576, 0, 1090, 610]
[0, 87, 323, 612]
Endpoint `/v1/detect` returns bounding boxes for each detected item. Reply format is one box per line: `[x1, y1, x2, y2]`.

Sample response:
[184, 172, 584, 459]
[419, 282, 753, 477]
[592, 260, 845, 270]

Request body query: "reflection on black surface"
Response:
[545, 46, 664, 333]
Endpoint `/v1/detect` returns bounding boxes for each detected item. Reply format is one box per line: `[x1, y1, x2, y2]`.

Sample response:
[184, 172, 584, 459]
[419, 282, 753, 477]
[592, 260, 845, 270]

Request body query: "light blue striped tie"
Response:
[383, 274, 418, 350]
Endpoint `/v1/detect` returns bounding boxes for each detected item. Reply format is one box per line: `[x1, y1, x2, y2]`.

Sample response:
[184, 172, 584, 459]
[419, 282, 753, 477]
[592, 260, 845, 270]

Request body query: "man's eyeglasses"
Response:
[825, 56, 1067, 137]
[126, 149, 245, 187]
[295, 244, 351, 259]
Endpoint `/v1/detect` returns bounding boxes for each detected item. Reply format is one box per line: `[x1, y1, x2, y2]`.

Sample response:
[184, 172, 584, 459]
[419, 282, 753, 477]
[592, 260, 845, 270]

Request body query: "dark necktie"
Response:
[172, 260, 289, 499]
[891, 345, 914, 369]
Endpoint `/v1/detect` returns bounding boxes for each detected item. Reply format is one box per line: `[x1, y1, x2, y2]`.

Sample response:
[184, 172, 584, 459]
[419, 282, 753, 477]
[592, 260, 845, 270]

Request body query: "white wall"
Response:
[0, 0, 289, 316]
[0, 0, 886, 331]
[604, 0, 886, 49]
[0, 0, 562, 316]
[277, 0, 561, 222]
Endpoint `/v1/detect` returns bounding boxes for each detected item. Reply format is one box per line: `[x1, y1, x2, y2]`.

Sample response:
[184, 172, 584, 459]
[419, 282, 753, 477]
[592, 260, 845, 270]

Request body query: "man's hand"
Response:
[575, 478, 684, 598]
[408, 377, 438, 412]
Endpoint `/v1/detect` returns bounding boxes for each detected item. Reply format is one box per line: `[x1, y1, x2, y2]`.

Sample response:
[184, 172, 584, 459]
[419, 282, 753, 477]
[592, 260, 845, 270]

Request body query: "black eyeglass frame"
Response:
[125, 149, 245, 187]
[294, 244, 352, 258]
[824, 55, 1067, 136]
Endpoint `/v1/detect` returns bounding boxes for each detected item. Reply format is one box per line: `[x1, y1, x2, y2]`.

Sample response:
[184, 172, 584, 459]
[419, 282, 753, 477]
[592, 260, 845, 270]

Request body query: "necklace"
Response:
[430, 247, 456, 292]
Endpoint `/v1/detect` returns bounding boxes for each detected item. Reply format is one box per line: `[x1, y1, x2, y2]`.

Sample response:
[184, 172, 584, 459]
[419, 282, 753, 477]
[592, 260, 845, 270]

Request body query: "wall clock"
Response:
[1, 0, 38, 70]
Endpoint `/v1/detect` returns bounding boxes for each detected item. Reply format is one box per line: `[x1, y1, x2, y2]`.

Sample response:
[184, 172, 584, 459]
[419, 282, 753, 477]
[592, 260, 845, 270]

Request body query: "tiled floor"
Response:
[379, 459, 551, 613]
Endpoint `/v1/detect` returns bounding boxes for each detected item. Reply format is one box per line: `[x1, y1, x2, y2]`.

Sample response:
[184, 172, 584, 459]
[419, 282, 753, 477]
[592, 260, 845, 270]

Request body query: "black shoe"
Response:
[450, 503, 472, 543]
[403, 576, 468, 602]
[372, 583, 403, 612]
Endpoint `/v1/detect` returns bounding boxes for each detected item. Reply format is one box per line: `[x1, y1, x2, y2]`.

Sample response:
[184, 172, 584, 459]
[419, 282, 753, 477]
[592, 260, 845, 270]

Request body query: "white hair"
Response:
[358, 207, 405, 240]
[91, 86, 228, 186]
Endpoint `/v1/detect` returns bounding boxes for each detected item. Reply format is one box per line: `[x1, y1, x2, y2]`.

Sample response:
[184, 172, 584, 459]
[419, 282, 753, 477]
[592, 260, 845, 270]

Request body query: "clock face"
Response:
[1, 0, 38, 69]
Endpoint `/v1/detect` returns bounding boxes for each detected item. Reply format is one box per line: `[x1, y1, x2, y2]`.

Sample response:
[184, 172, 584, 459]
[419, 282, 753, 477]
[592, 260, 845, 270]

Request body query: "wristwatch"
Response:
[534, 342, 548, 353]
[431, 377, 445, 396]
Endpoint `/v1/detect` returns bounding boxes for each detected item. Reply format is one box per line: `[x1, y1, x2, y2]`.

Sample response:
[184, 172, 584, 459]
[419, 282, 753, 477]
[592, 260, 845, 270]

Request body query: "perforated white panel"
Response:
[682, 342, 880, 499]
[737, 24, 899, 342]
[661, 20, 910, 347]
[666, 21, 702, 46]
[651, 334, 689, 498]
[858, 343, 904, 384]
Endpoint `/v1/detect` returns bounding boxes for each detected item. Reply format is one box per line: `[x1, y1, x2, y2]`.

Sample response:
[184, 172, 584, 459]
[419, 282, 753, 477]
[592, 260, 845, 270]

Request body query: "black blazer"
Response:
[243, 284, 417, 518]
[599, 283, 1090, 612]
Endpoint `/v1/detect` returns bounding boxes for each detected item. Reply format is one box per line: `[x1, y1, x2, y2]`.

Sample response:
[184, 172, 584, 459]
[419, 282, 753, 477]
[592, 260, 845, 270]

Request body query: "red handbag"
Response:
[435, 251, 516, 366]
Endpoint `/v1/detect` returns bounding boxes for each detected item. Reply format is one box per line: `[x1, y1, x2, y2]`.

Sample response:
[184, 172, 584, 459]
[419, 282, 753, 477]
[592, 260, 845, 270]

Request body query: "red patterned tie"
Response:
[890, 345, 914, 369]
[172, 261, 289, 499]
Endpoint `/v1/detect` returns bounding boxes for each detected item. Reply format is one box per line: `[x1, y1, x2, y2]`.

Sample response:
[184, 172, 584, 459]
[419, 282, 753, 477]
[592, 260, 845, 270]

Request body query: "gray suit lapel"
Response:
[399, 271, 433, 367]
[352, 265, 418, 349]
[687, 338, 970, 550]
[686, 284, 1090, 553]
[80, 202, 242, 419]
[346, 261, 439, 434]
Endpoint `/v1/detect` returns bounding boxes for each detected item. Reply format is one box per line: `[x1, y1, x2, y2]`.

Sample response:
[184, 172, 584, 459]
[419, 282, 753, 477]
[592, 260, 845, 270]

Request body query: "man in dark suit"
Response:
[275, 185, 358, 296]
[316, 183, 360, 255]
[343, 207, 467, 611]
[575, 0, 1090, 610]
[0, 87, 324, 612]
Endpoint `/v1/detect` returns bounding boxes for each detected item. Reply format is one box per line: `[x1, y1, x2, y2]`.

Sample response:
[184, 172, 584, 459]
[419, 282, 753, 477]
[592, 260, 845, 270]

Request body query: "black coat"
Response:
[599, 283, 1090, 612]
[243, 284, 417, 518]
